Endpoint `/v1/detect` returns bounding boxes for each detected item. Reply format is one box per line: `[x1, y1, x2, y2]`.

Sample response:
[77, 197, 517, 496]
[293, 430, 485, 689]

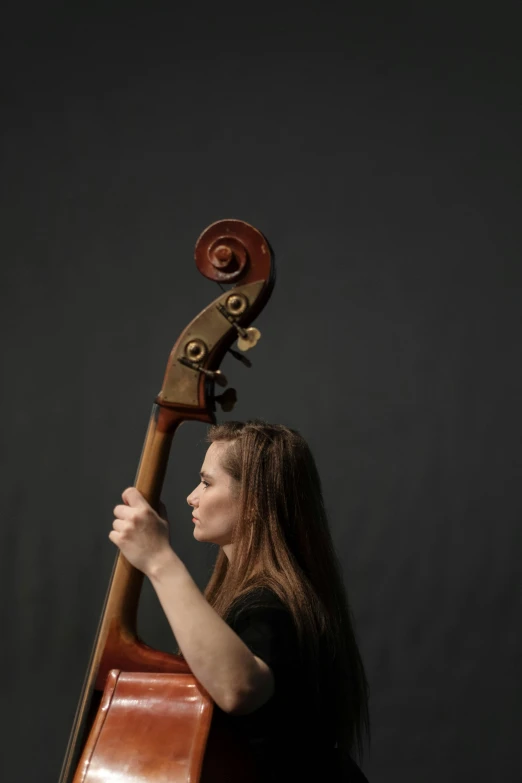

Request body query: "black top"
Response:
[215, 587, 369, 782]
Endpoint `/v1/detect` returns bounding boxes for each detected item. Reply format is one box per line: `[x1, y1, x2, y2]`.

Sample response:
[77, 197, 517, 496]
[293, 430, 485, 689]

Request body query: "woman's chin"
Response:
[193, 526, 206, 541]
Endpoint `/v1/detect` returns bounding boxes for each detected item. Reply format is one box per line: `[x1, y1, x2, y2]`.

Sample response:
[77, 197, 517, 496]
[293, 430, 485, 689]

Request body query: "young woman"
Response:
[110, 420, 370, 781]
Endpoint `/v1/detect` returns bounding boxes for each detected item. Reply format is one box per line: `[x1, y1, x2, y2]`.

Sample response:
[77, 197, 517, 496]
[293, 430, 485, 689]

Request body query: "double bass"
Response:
[59, 219, 275, 783]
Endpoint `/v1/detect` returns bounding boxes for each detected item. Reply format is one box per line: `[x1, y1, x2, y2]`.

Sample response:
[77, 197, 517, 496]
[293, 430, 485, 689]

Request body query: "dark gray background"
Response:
[1, 2, 520, 781]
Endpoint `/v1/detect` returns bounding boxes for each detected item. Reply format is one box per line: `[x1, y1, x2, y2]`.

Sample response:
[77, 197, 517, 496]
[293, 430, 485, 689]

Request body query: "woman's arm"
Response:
[110, 487, 274, 715]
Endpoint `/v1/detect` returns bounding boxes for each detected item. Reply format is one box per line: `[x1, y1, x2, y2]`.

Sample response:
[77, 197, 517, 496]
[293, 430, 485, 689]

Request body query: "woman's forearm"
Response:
[147, 549, 273, 714]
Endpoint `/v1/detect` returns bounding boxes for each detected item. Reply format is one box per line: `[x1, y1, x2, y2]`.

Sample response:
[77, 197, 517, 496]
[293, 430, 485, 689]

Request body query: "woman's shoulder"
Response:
[240, 585, 286, 604]
[229, 585, 289, 617]
[226, 585, 300, 670]
[225, 584, 299, 637]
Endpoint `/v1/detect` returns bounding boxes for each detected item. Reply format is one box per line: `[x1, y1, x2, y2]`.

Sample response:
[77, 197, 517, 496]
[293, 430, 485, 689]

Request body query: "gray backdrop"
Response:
[1, 3, 520, 782]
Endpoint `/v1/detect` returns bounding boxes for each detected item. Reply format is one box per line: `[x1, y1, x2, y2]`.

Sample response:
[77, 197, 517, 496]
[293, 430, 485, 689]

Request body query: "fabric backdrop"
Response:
[1, 3, 520, 782]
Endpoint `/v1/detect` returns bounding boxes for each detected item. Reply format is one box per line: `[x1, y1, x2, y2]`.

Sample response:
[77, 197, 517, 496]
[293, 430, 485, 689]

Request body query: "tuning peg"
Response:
[216, 299, 261, 353]
[180, 356, 229, 388]
[214, 387, 237, 412]
[180, 344, 228, 388]
[228, 348, 252, 368]
[201, 368, 228, 387]
[237, 327, 261, 352]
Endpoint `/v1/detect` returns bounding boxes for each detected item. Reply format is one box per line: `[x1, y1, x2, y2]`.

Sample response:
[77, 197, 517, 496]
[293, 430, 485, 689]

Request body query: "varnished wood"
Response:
[194, 219, 273, 287]
[73, 671, 213, 783]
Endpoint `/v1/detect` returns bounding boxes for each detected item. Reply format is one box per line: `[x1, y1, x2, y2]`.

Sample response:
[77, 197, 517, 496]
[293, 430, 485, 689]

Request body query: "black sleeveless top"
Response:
[215, 587, 369, 782]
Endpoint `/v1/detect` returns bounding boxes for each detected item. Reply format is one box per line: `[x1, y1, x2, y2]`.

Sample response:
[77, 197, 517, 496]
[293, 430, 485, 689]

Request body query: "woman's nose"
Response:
[187, 488, 198, 507]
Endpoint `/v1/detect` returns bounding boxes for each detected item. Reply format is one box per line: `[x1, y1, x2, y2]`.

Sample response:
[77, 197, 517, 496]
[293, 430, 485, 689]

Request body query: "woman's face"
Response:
[186, 441, 240, 556]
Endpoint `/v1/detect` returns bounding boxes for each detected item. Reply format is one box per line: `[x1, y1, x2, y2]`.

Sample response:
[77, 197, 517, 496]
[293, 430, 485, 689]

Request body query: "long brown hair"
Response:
[203, 420, 370, 760]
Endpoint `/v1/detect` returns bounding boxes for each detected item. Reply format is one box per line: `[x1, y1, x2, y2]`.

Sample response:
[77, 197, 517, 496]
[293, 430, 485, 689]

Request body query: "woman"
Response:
[110, 420, 370, 781]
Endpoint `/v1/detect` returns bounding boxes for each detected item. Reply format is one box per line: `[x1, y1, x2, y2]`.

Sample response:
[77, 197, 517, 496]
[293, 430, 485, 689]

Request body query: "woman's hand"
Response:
[109, 487, 175, 577]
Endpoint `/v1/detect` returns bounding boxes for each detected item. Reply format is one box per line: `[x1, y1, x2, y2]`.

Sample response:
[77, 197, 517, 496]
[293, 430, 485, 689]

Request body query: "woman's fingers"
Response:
[113, 503, 135, 520]
[122, 486, 149, 508]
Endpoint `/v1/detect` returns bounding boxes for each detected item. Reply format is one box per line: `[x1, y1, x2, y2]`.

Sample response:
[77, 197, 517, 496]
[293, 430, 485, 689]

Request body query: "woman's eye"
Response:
[201, 480, 209, 488]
